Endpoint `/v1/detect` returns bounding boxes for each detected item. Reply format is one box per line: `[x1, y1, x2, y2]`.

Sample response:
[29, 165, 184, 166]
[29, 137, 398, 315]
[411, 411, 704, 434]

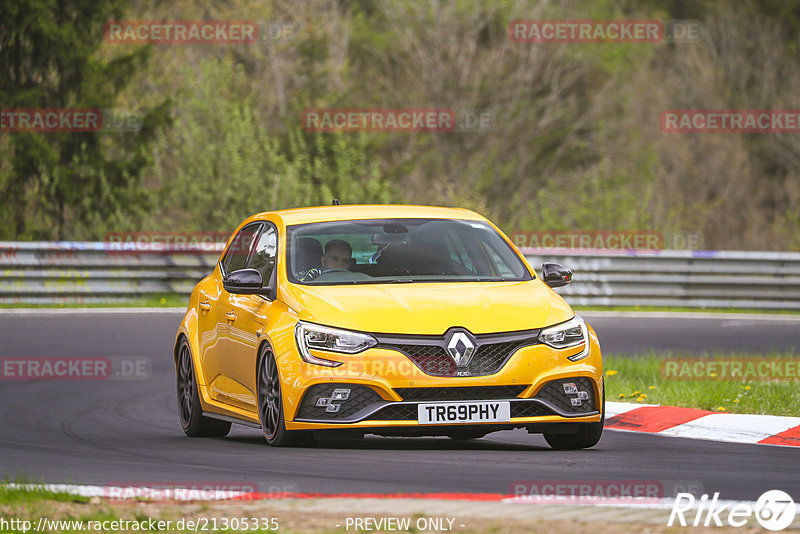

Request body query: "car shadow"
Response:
[224, 431, 552, 451]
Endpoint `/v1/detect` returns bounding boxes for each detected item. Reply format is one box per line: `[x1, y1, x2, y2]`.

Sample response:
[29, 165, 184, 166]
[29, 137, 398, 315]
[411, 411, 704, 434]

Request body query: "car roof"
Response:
[251, 204, 486, 226]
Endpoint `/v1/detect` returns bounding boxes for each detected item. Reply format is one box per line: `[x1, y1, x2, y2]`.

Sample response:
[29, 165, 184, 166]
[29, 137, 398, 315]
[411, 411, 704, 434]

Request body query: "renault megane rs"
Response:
[174, 205, 604, 449]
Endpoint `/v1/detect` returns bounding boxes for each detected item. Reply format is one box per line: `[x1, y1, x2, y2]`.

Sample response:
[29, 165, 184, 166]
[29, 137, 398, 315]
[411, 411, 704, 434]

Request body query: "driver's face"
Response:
[322, 245, 351, 270]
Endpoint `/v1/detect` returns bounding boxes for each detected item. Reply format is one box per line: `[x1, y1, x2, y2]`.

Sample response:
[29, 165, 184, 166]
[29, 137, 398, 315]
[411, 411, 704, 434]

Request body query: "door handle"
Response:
[199, 301, 211, 312]
[225, 311, 236, 322]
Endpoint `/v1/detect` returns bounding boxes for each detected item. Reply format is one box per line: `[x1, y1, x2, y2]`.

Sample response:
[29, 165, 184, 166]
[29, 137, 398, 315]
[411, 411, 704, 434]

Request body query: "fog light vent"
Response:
[296, 383, 384, 421]
[533, 377, 596, 414]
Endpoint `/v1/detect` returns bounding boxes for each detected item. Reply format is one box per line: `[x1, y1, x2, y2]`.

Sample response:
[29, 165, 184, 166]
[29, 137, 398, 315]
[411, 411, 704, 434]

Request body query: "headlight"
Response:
[538, 316, 590, 362]
[294, 321, 377, 367]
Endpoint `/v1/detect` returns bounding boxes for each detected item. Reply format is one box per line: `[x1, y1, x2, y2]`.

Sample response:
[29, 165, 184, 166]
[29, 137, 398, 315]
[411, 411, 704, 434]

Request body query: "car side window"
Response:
[249, 225, 277, 283]
[222, 224, 261, 274]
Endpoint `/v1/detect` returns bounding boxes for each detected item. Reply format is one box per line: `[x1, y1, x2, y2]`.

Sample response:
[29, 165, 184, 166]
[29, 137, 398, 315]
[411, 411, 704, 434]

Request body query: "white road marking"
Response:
[659, 413, 800, 444]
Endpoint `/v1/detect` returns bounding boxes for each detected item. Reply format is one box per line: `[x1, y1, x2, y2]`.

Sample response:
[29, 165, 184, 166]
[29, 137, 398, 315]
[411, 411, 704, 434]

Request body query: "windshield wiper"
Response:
[309, 277, 513, 285]
[323, 279, 414, 285]
[350, 279, 414, 284]
[443, 277, 513, 282]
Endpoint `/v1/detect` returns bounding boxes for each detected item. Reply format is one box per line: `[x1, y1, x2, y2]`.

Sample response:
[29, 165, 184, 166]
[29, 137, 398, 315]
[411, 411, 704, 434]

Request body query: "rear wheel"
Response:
[543, 385, 604, 450]
[257, 346, 314, 447]
[176, 339, 231, 437]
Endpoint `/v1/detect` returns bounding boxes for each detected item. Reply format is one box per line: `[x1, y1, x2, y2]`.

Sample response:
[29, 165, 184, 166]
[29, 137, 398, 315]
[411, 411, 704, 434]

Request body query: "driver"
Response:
[321, 239, 352, 271]
[298, 239, 353, 281]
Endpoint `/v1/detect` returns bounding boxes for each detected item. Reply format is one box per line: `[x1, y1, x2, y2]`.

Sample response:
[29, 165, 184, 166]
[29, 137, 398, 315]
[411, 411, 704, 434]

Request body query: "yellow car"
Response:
[174, 205, 604, 449]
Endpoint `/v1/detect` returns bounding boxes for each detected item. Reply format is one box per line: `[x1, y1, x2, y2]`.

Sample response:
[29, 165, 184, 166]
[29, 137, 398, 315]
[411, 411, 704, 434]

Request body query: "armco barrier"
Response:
[0, 241, 221, 305]
[1, 242, 799, 309]
[523, 248, 800, 310]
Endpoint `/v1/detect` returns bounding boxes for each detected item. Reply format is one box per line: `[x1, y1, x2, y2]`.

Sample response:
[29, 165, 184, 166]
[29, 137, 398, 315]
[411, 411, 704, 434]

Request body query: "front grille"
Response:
[394, 345, 456, 376]
[468, 342, 525, 375]
[510, 401, 552, 418]
[376, 328, 539, 378]
[295, 383, 383, 420]
[394, 385, 528, 401]
[365, 404, 417, 421]
[533, 377, 596, 414]
[387, 341, 530, 377]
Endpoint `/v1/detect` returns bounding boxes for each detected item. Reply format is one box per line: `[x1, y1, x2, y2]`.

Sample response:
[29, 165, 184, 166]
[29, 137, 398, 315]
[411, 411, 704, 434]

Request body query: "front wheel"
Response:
[257, 346, 314, 447]
[176, 339, 231, 438]
[543, 384, 604, 450]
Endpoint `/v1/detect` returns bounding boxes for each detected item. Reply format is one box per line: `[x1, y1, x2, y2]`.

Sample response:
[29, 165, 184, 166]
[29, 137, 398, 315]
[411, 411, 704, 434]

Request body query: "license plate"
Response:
[417, 401, 510, 425]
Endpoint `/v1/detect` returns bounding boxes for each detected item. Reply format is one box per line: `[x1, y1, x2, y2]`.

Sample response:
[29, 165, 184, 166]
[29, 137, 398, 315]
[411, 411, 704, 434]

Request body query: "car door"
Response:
[222, 223, 278, 410]
[196, 274, 228, 402]
[206, 222, 262, 403]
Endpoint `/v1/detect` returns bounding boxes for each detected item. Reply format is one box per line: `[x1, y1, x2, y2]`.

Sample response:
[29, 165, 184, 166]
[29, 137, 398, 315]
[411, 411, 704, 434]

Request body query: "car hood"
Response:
[280, 280, 574, 335]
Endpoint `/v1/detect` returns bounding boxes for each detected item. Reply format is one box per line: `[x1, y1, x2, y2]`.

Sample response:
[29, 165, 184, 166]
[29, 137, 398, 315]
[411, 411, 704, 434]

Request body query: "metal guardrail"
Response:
[523, 248, 800, 310]
[0, 242, 221, 304]
[1, 242, 800, 309]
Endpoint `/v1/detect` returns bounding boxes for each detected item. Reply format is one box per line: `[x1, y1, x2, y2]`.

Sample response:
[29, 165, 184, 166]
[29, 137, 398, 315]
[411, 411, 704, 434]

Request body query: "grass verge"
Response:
[0, 484, 89, 506]
[604, 351, 800, 416]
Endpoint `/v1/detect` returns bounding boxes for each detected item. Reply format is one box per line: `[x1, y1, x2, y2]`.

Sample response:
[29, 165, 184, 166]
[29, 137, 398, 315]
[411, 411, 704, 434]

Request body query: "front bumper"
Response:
[278, 326, 604, 431]
[294, 377, 598, 423]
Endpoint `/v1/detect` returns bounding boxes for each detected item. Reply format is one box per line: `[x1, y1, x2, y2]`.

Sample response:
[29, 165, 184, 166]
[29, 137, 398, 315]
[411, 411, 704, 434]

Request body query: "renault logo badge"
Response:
[446, 331, 476, 367]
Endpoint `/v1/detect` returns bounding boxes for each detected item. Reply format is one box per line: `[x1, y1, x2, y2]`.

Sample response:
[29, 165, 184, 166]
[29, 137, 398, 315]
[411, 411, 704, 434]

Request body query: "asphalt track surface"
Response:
[0, 310, 798, 501]
[583, 312, 800, 355]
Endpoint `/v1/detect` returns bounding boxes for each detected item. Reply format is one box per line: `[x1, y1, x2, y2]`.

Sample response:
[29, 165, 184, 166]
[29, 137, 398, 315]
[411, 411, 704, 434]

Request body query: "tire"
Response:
[257, 345, 314, 447]
[543, 384, 604, 450]
[176, 338, 231, 438]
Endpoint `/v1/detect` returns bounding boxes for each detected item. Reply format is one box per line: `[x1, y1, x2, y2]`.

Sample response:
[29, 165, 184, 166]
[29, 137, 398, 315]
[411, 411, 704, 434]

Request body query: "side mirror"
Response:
[223, 268, 275, 298]
[541, 262, 573, 288]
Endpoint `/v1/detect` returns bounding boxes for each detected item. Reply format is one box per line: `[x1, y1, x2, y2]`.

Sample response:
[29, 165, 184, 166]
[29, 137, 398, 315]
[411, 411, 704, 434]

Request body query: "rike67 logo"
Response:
[669, 490, 796, 530]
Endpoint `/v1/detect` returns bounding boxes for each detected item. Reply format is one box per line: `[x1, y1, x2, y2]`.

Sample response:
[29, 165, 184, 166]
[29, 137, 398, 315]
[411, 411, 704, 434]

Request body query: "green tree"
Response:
[151, 56, 391, 232]
[0, 0, 169, 240]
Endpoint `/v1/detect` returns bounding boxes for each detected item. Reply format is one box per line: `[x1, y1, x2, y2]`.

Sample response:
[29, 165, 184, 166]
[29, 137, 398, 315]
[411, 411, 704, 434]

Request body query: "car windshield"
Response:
[286, 218, 532, 285]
